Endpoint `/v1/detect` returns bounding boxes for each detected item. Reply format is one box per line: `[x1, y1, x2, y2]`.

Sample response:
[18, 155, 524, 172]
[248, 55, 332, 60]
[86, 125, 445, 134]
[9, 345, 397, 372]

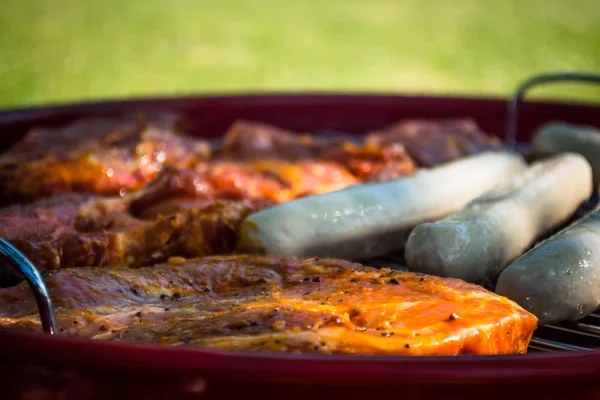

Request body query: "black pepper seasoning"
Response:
[448, 313, 459, 321]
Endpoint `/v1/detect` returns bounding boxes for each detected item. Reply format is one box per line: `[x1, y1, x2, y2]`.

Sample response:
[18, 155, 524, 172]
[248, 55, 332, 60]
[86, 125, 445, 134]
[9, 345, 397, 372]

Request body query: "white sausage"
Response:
[236, 151, 527, 260]
[405, 153, 593, 286]
[496, 209, 600, 326]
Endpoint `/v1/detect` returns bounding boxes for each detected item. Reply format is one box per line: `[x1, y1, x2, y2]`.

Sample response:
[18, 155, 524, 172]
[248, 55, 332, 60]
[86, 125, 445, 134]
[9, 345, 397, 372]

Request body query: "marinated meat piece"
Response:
[206, 160, 359, 202]
[0, 255, 537, 355]
[0, 113, 211, 203]
[366, 119, 502, 167]
[0, 194, 126, 277]
[0, 157, 357, 286]
[219, 120, 417, 182]
[131, 161, 358, 214]
[136, 201, 269, 265]
[128, 167, 218, 218]
[220, 120, 321, 160]
[0, 191, 267, 286]
[320, 141, 417, 182]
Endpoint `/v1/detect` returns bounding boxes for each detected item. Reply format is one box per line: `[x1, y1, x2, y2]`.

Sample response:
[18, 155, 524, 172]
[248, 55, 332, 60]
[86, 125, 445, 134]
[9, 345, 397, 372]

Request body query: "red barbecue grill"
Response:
[1, 73, 600, 400]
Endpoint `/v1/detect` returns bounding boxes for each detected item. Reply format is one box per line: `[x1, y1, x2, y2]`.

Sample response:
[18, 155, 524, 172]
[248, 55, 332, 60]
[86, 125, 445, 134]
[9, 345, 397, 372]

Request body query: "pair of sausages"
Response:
[405, 153, 593, 287]
[494, 123, 600, 325]
[237, 151, 527, 260]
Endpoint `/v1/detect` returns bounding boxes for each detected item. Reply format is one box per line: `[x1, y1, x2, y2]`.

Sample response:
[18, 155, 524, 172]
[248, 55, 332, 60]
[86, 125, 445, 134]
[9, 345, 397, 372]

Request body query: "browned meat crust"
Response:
[219, 120, 418, 181]
[0, 158, 359, 284]
[0, 188, 268, 285]
[0, 113, 211, 203]
[366, 119, 503, 167]
[0, 255, 537, 356]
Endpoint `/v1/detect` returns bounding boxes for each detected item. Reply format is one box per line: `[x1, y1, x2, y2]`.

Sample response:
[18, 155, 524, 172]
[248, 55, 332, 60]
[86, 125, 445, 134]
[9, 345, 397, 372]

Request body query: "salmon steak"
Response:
[0, 255, 537, 355]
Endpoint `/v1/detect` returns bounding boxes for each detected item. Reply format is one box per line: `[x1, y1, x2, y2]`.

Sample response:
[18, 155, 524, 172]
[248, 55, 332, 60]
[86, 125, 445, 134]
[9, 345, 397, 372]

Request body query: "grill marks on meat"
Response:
[366, 119, 503, 167]
[0, 113, 211, 203]
[0, 255, 537, 355]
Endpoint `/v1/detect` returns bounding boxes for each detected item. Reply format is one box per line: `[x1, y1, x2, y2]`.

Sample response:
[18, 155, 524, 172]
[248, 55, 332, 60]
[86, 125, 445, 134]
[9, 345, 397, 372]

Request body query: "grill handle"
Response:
[506, 72, 600, 147]
[0, 238, 57, 335]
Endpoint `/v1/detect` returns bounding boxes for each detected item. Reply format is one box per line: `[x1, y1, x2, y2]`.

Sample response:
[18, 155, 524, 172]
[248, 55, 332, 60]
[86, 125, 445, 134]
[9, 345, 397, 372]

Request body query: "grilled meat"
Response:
[220, 120, 323, 161]
[219, 120, 417, 182]
[0, 113, 211, 203]
[0, 159, 358, 284]
[0, 255, 537, 355]
[320, 141, 417, 182]
[0, 188, 267, 285]
[366, 119, 502, 167]
[201, 160, 359, 203]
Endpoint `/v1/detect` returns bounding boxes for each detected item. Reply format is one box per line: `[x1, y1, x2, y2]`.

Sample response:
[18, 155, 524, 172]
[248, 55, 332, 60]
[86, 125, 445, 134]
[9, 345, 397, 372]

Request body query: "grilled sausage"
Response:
[496, 208, 600, 326]
[236, 151, 527, 260]
[532, 123, 600, 187]
[405, 153, 593, 287]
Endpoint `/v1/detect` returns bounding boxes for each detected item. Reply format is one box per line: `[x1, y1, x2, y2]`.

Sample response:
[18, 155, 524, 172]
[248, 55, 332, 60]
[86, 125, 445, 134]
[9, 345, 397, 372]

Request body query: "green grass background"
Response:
[1, 0, 599, 108]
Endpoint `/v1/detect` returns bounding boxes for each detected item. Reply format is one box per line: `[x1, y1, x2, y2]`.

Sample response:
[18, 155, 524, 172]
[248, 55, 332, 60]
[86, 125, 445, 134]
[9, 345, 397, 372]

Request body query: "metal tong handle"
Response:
[0, 239, 57, 334]
[506, 72, 600, 147]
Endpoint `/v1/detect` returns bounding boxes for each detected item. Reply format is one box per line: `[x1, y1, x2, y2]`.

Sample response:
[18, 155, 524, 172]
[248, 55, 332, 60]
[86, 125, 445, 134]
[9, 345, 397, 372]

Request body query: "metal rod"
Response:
[545, 324, 600, 340]
[506, 72, 600, 147]
[530, 337, 591, 352]
[574, 322, 600, 336]
[527, 344, 554, 353]
[0, 239, 57, 334]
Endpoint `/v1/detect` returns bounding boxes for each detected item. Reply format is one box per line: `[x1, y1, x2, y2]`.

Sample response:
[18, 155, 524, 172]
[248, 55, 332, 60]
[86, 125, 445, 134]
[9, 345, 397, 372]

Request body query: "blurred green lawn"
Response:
[1, 0, 600, 108]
